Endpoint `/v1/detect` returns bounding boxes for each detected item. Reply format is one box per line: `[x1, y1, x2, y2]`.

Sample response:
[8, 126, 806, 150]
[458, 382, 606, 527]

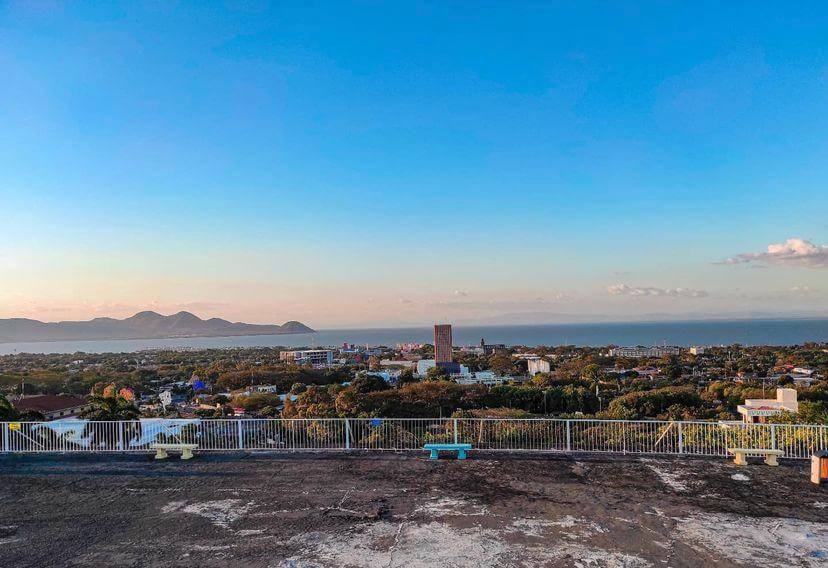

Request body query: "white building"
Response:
[527, 357, 551, 376]
[279, 350, 334, 367]
[416, 359, 436, 376]
[608, 346, 681, 358]
[454, 371, 509, 386]
[380, 359, 417, 370]
[737, 388, 799, 423]
[689, 346, 706, 356]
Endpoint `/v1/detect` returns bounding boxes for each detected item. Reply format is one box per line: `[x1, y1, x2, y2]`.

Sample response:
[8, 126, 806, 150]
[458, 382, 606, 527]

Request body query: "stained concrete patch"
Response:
[413, 496, 489, 517]
[508, 516, 611, 543]
[162, 499, 256, 529]
[641, 459, 691, 492]
[509, 518, 561, 537]
[676, 513, 828, 567]
[0, 526, 21, 546]
[280, 520, 651, 568]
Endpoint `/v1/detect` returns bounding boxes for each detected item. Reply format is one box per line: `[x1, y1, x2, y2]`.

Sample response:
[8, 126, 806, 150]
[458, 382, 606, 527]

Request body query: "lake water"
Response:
[1, 319, 827, 355]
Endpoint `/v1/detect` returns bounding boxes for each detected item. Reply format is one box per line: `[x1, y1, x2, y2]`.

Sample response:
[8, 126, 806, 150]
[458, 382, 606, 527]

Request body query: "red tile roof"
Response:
[14, 395, 88, 413]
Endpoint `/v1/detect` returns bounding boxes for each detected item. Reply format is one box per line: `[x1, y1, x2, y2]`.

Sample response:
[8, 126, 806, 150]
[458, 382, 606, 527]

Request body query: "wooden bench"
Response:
[150, 443, 198, 460]
[423, 443, 472, 460]
[728, 447, 783, 466]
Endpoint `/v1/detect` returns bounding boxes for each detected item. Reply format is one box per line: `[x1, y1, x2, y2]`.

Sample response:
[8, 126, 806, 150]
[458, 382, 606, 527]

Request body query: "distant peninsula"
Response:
[0, 311, 315, 343]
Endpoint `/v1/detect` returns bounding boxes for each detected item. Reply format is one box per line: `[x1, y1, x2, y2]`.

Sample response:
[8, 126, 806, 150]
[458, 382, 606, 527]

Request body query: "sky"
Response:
[1, 1, 827, 329]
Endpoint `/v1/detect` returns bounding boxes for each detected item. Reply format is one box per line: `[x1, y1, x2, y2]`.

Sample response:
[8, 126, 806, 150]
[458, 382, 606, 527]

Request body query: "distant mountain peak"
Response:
[128, 310, 164, 319]
[0, 311, 315, 343]
[170, 311, 202, 321]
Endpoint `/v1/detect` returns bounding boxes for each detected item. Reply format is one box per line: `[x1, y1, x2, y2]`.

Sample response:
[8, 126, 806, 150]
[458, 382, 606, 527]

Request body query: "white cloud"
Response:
[748, 286, 822, 302]
[720, 238, 828, 268]
[607, 284, 709, 298]
[788, 286, 815, 296]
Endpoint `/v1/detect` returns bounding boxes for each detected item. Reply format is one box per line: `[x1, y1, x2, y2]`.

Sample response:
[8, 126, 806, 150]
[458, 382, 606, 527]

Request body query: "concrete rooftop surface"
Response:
[0, 452, 826, 567]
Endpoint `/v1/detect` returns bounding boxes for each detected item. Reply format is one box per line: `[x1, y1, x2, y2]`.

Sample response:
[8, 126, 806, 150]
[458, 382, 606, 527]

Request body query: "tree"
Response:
[395, 369, 418, 388]
[604, 386, 702, 420]
[79, 383, 140, 421]
[777, 374, 794, 386]
[367, 356, 382, 371]
[282, 386, 338, 418]
[488, 354, 514, 376]
[531, 373, 555, 388]
[0, 392, 18, 421]
[454, 353, 483, 372]
[660, 356, 683, 380]
[351, 374, 390, 394]
[231, 393, 281, 412]
[425, 365, 451, 382]
[581, 364, 602, 382]
[769, 401, 828, 425]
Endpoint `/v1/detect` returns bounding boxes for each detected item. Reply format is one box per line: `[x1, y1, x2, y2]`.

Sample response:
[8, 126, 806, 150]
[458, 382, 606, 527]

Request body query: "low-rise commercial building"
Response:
[380, 360, 417, 370]
[13, 395, 91, 420]
[454, 371, 511, 386]
[608, 346, 681, 358]
[279, 350, 334, 367]
[737, 388, 799, 423]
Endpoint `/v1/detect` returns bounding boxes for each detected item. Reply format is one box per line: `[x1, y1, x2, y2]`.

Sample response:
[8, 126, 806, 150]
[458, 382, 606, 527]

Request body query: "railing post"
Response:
[453, 418, 459, 444]
[345, 420, 351, 451]
[771, 424, 777, 450]
[237, 420, 244, 450]
[2, 423, 9, 453]
[678, 422, 684, 455]
[566, 420, 571, 452]
[118, 421, 125, 451]
[622, 422, 627, 454]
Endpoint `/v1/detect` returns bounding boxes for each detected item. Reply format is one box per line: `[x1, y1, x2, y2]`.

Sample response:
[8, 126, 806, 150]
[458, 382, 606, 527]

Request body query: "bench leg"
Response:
[429, 449, 439, 460]
[765, 453, 778, 466]
[181, 448, 194, 460]
[733, 452, 746, 466]
[154, 448, 169, 460]
[457, 449, 467, 460]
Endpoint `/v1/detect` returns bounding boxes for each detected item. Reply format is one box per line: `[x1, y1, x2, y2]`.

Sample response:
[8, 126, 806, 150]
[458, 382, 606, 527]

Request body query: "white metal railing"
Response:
[1, 418, 826, 459]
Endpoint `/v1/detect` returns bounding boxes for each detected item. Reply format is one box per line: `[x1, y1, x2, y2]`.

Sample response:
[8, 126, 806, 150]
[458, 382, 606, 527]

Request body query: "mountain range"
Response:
[0, 311, 315, 343]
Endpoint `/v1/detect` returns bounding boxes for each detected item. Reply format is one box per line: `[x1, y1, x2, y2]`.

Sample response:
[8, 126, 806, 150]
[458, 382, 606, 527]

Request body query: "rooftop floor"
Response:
[1, 452, 826, 567]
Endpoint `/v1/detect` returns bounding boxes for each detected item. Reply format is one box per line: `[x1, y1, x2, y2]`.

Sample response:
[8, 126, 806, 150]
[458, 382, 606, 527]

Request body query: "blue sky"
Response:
[1, 1, 827, 327]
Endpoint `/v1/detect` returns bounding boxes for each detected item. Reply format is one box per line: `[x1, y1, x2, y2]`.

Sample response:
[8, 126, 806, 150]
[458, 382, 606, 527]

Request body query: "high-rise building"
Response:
[434, 324, 453, 363]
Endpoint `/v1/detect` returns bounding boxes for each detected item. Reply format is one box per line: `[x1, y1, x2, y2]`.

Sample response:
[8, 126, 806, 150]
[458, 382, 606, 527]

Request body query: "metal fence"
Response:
[1, 418, 826, 459]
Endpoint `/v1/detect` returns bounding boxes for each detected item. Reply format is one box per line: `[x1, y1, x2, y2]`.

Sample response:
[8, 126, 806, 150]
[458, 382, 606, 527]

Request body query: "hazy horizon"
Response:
[2, 3, 827, 328]
[5, 308, 828, 331]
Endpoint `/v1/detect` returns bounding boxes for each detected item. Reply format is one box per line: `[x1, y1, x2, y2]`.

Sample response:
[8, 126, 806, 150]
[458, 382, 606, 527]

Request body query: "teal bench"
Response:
[423, 443, 472, 460]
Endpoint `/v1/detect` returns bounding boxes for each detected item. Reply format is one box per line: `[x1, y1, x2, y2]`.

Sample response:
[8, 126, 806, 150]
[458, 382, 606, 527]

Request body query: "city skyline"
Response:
[2, 2, 828, 328]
